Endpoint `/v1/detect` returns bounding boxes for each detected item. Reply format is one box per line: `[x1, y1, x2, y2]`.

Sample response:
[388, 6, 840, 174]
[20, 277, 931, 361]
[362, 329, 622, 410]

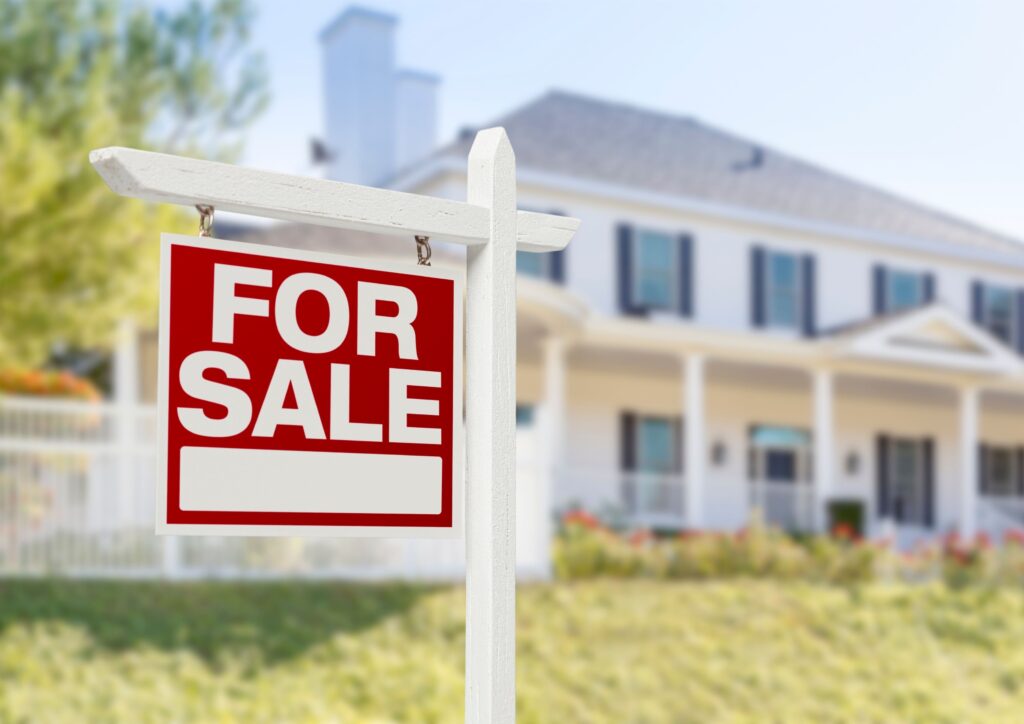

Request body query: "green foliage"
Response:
[0, 0, 268, 367]
[554, 516, 883, 585]
[2, 579, 1024, 721]
[554, 515, 1024, 590]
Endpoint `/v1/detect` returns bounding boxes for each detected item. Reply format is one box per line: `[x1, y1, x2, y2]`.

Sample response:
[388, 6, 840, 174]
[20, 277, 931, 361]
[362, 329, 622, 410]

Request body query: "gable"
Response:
[831, 304, 1022, 375]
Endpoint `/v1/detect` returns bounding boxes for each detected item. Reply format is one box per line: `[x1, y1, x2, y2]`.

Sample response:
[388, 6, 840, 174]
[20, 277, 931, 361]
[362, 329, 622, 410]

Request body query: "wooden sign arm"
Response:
[89, 146, 578, 252]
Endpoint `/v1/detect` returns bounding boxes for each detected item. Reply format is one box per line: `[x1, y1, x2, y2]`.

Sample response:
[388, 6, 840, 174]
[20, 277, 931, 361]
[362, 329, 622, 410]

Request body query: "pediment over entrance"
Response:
[828, 304, 1023, 375]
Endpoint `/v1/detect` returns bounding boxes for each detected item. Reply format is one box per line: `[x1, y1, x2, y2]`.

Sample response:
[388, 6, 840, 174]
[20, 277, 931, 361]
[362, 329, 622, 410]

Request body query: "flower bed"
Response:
[554, 509, 1024, 587]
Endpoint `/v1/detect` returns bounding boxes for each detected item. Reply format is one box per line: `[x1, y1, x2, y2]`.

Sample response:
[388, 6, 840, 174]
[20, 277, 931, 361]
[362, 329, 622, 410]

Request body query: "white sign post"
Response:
[91, 127, 578, 723]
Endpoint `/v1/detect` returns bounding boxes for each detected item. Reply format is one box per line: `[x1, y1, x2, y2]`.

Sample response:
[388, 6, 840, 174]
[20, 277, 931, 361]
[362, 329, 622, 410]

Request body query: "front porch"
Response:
[518, 290, 1024, 544]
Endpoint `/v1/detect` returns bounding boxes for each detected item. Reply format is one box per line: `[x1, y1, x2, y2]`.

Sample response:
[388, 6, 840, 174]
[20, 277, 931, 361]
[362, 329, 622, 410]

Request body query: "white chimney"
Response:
[320, 7, 439, 185]
[395, 70, 439, 175]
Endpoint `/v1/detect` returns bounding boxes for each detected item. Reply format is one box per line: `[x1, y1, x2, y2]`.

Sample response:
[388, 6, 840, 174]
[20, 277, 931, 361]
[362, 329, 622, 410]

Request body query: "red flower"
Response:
[1005, 529, 1024, 547]
[942, 530, 961, 552]
[975, 532, 992, 550]
[562, 509, 601, 530]
[832, 522, 855, 541]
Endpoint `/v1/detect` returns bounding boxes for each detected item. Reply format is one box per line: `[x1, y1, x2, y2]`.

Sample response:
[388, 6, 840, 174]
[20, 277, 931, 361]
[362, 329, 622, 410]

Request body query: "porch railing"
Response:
[750, 480, 815, 533]
[555, 468, 685, 529]
[978, 496, 1024, 542]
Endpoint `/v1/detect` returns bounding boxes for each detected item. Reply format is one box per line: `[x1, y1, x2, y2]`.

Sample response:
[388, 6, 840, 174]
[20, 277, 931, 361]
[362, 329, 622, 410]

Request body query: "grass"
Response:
[1, 579, 1024, 722]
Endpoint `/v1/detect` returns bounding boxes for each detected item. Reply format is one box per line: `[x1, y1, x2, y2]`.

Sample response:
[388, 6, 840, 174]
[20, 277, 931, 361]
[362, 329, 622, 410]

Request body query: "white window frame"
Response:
[630, 228, 679, 311]
[980, 283, 1017, 347]
[764, 250, 803, 330]
[884, 269, 924, 313]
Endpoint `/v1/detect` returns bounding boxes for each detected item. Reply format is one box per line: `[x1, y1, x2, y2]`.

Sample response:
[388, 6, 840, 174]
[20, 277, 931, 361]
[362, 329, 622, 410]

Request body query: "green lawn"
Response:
[1, 579, 1023, 722]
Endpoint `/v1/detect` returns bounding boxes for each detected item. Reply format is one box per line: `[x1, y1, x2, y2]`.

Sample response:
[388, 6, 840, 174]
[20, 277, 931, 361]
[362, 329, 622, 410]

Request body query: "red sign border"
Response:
[155, 233, 464, 538]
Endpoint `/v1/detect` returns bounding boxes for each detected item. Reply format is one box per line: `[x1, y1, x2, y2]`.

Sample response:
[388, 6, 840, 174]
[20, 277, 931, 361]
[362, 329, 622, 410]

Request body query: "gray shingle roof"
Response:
[438, 90, 1022, 255]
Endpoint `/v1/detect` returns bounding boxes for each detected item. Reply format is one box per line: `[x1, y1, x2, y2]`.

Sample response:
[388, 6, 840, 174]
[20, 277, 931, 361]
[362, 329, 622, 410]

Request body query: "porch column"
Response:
[813, 369, 834, 533]
[684, 354, 705, 529]
[538, 335, 567, 577]
[959, 386, 979, 539]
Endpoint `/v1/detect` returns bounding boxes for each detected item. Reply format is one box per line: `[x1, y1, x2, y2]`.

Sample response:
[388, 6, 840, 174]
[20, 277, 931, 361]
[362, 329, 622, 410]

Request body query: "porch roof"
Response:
[554, 298, 1024, 388]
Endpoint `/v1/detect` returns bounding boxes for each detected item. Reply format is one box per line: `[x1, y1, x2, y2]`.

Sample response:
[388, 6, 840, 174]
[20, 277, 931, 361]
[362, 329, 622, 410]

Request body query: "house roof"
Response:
[436, 90, 1023, 255]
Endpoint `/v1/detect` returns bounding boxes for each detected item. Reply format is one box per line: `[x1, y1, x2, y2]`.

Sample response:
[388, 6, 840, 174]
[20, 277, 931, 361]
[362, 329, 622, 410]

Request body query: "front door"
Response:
[749, 425, 813, 531]
[877, 435, 933, 530]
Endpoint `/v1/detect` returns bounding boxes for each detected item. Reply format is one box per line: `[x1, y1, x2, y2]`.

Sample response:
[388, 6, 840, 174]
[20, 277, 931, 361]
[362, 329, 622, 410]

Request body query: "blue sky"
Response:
[240, 0, 1024, 239]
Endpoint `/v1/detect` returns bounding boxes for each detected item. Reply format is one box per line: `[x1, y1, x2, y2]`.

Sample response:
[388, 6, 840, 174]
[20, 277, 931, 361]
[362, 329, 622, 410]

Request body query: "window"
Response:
[765, 251, 801, 329]
[635, 416, 677, 473]
[632, 229, 677, 310]
[887, 438, 928, 525]
[980, 284, 1015, 345]
[981, 446, 1019, 497]
[886, 270, 924, 312]
[516, 251, 548, 279]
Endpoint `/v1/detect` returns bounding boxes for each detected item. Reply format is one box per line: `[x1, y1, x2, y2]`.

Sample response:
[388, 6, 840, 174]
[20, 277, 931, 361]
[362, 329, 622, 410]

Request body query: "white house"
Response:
[294, 7, 1024, 548]
[8, 6, 1024, 579]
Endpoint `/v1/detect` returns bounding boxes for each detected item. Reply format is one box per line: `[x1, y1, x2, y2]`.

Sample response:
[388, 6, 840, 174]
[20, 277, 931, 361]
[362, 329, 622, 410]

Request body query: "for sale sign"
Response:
[156, 234, 463, 537]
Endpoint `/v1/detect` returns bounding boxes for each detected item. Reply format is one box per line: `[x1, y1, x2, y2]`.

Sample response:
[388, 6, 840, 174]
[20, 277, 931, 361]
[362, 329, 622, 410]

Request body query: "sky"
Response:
[236, 0, 1024, 239]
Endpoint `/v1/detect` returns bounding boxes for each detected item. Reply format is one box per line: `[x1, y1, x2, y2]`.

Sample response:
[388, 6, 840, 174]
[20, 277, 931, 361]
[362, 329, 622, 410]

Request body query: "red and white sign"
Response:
[156, 234, 463, 537]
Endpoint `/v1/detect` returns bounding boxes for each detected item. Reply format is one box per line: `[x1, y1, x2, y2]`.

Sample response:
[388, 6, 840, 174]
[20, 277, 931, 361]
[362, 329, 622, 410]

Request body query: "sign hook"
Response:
[196, 204, 215, 237]
[415, 235, 432, 266]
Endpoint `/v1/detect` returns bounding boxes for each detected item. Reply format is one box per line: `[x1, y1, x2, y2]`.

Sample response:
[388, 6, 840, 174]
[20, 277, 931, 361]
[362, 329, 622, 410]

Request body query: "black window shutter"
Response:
[872, 265, 887, 315]
[876, 434, 891, 518]
[620, 412, 636, 472]
[922, 273, 935, 304]
[751, 246, 766, 328]
[617, 224, 635, 315]
[1017, 447, 1024, 495]
[550, 249, 566, 284]
[971, 281, 984, 325]
[679, 234, 693, 318]
[747, 424, 759, 480]
[548, 209, 567, 284]
[1016, 290, 1024, 354]
[978, 443, 988, 495]
[922, 437, 935, 528]
[801, 254, 816, 337]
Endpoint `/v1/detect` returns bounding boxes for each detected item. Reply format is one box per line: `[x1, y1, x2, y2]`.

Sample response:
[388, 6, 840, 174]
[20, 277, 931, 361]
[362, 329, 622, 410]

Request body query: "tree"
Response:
[0, 0, 269, 368]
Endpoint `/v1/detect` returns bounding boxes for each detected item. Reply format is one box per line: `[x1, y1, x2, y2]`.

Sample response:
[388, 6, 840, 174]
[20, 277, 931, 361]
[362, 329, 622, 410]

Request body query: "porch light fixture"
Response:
[845, 451, 860, 475]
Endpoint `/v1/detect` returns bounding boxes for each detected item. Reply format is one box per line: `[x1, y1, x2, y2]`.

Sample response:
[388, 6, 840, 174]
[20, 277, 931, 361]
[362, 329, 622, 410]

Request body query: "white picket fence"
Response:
[0, 395, 550, 579]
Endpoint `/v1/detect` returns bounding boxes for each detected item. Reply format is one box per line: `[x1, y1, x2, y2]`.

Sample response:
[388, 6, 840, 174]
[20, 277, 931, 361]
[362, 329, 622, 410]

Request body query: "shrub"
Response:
[553, 513, 653, 580]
